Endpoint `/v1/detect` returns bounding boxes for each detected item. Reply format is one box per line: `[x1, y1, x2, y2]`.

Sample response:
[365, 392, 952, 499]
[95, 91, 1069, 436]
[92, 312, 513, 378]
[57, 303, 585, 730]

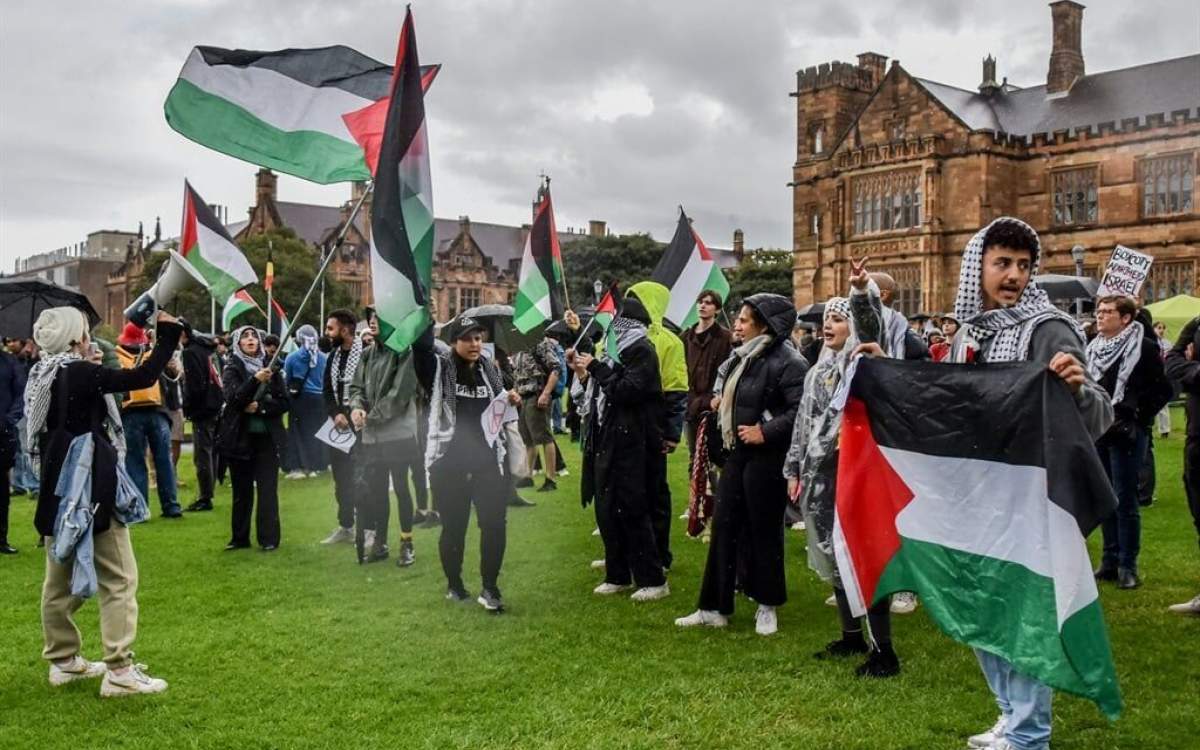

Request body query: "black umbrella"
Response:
[439, 304, 544, 354]
[797, 302, 824, 324]
[1033, 274, 1099, 301]
[0, 277, 102, 338]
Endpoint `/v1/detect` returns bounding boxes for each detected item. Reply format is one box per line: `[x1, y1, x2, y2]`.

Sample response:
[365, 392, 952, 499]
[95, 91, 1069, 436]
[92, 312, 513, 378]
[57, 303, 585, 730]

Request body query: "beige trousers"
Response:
[41, 524, 139, 669]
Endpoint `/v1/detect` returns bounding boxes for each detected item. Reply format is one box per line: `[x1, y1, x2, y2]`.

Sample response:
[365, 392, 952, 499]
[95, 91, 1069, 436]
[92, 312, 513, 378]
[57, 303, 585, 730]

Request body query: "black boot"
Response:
[1093, 563, 1119, 582]
[1117, 567, 1141, 589]
[855, 643, 901, 678]
[0, 541, 17, 555]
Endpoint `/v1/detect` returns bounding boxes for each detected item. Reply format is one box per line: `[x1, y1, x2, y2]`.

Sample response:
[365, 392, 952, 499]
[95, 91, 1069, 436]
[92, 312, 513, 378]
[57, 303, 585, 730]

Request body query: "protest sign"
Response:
[482, 392, 519, 448]
[315, 417, 357, 454]
[1097, 245, 1154, 298]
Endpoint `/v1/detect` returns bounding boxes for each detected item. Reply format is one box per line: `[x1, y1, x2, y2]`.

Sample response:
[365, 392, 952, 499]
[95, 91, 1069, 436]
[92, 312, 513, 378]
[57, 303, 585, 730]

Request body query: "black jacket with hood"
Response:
[724, 294, 808, 449]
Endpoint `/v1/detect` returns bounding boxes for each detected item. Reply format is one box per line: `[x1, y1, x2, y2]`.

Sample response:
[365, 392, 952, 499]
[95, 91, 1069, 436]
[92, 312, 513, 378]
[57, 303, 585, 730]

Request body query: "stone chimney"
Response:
[1046, 1, 1085, 95]
[458, 215, 471, 236]
[733, 229, 745, 261]
[255, 168, 278, 206]
[979, 55, 1001, 95]
[857, 52, 888, 89]
[588, 220, 607, 238]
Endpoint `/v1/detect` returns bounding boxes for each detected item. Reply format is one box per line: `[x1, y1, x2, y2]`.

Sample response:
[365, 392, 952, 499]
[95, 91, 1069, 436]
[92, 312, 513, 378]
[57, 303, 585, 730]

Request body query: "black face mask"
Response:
[318, 335, 336, 354]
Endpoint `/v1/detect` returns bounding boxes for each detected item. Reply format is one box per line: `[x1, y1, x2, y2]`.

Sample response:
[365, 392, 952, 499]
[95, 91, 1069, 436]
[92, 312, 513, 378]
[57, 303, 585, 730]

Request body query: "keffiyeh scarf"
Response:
[230, 326, 265, 372]
[1086, 321, 1144, 405]
[24, 353, 126, 467]
[950, 217, 1085, 363]
[425, 349, 507, 476]
[329, 335, 363, 408]
[577, 317, 648, 426]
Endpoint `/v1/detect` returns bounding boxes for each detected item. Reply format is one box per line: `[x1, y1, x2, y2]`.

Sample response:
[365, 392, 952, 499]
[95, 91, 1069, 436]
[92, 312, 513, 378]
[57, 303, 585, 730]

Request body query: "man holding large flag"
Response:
[839, 218, 1118, 750]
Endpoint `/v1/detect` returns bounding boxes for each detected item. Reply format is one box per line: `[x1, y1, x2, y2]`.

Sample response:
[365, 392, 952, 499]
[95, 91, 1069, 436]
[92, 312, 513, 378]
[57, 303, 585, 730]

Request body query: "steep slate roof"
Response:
[916, 54, 1200, 139]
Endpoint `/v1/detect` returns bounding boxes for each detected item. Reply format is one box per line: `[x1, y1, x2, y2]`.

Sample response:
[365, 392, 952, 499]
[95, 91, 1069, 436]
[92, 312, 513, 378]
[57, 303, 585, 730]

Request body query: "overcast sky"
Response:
[1, 0, 1195, 271]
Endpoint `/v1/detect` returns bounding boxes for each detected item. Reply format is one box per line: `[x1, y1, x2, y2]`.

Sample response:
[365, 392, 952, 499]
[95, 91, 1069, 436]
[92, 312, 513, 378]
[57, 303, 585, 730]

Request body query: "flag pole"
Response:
[569, 315, 597, 352]
[259, 181, 373, 375]
[266, 240, 274, 335]
[211, 295, 216, 333]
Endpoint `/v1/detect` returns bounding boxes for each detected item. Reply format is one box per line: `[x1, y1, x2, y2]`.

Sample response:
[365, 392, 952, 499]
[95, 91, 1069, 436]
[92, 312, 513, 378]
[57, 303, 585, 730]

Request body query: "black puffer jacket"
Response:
[217, 357, 290, 460]
[725, 294, 808, 447]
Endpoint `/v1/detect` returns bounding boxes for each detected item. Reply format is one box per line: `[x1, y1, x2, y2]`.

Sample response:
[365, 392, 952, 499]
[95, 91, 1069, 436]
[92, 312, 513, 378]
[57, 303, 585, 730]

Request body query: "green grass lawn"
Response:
[2, 411, 1198, 749]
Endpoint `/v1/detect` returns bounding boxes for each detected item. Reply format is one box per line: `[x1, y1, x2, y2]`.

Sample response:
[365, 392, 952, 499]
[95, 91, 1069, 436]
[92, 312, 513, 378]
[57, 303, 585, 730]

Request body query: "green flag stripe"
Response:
[165, 78, 372, 184]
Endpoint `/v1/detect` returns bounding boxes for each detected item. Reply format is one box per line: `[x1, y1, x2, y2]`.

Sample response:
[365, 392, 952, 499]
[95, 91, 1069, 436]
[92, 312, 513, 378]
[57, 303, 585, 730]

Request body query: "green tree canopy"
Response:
[560, 233, 663, 308]
[725, 249, 794, 312]
[133, 228, 354, 335]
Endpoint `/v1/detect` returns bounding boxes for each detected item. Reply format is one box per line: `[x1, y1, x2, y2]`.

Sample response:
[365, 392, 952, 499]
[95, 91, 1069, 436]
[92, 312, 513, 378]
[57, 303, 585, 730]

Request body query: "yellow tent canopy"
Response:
[1145, 294, 1200, 341]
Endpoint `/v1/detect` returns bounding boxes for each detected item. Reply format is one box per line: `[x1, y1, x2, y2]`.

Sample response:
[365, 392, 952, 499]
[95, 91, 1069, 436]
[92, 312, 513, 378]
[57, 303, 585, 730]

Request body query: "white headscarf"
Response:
[950, 217, 1084, 363]
[230, 325, 264, 373]
[1086, 319, 1144, 405]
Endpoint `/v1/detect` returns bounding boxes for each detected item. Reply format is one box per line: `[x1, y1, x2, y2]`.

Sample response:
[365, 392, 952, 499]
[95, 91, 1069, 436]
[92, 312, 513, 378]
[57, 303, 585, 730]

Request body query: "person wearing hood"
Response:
[414, 317, 520, 611]
[217, 326, 290, 551]
[1088, 295, 1172, 590]
[348, 308, 423, 566]
[572, 295, 670, 602]
[675, 293, 807, 636]
[626, 281, 689, 571]
[28, 307, 180, 696]
[114, 322, 182, 519]
[179, 322, 224, 512]
[283, 324, 329, 479]
[895, 217, 1112, 750]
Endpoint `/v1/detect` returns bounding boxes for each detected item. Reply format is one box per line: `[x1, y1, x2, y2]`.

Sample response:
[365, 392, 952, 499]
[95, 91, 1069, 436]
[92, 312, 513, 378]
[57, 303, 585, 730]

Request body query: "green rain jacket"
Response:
[627, 281, 689, 443]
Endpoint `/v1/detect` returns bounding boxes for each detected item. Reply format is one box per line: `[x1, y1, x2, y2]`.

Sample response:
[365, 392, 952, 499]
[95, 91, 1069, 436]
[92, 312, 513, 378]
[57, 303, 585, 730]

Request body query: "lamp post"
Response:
[593, 279, 602, 304]
[1070, 244, 1086, 317]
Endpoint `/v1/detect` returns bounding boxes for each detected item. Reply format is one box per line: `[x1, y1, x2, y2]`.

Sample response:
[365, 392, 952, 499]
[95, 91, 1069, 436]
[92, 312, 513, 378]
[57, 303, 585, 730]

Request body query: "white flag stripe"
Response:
[195, 220, 255, 286]
[180, 48, 371, 140]
[665, 245, 713, 327]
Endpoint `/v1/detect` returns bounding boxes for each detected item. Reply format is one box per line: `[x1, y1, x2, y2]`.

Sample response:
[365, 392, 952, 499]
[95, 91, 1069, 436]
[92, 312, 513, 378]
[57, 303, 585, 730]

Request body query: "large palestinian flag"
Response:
[650, 210, 730, 329]
[367, 8, 435, 354]
[834, 358, 1122, 718]
[513, 186, 565, 333]
[165, 45, 439, 184]
[180, 180, 257, 302]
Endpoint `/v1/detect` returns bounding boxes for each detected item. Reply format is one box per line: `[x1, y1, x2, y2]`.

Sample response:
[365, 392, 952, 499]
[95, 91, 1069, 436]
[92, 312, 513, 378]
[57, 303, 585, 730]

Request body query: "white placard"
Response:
[315, 417, 357, 454]
[1096, 245, 1154, 298]
[481, 392, 519, 448]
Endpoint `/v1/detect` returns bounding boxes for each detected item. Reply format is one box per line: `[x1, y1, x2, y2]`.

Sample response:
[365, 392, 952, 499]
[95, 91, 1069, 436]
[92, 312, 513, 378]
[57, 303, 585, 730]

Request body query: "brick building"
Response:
[791, 1, 1199, 315]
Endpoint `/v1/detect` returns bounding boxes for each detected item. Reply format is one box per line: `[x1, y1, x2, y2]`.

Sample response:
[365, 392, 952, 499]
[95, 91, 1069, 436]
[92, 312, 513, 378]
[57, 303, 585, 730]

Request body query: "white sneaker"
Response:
[307, 471, 320, 478]
[285, 470, 306, 480]
[558, 468, 570, 477]
[48, 655, 106, 686]
[674, 609, 728, 628]
[755, 605, 778, 636]
[679, 512, 690, 520]
[630, 583, 670, 602]
[825, 594, 838, 607]
[966, 715, 1006, 748]
[590, 559, 606, 570]
[591, 527, 601, 537]
[100, 663, 168, 697]
[320, 526, 354, 545]
[790, 521, 806, 531]
[1167, 594, 1200, 615]
[593, 582, 633, 595]
[363, 530, 376, 550]
[891, 591, 919, 614]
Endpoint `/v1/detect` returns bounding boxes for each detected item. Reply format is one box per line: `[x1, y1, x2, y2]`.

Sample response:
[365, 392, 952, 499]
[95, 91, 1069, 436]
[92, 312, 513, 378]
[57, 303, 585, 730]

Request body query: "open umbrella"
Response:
[797, 302, 824, 324]
[439, 304, 544, 354]
[1033, 273, 1099, 301]
[0, 277, 102, 338]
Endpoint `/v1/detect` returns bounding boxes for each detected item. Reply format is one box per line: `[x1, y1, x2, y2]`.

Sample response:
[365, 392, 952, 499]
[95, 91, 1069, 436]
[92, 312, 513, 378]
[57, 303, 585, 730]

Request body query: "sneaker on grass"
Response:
[591, 527, 601, 537]
[593, 582, 633, 595]
[478, 589, 504, 612]
[515, 477, 534, 489]
[49, 655, 106, 686]
[537, 478, 557, 493]
[446, 587, 472, 603]
[674, 609, 727, 628]
[307, 471, 320, 478]
[100, 663, 167, 697]
[1168, 594, 1200, 615]
[321, 526, 354, 545]
[754, 605, 778, 636]
[590, 559, 606, 570]
[630, 583, 670, 602]
[967, 715, 1006, 748]
[284, 470, 306, 480]
[395, 540, 415, 567]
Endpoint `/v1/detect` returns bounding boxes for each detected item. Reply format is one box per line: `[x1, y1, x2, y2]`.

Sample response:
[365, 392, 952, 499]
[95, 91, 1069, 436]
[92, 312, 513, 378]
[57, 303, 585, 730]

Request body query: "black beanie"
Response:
[621, 295, 651, 325]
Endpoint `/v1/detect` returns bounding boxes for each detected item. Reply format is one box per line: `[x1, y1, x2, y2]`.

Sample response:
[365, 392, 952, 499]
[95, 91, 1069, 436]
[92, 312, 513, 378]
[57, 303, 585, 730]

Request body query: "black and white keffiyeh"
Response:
[425, 348, 507, 476]
[1086, 321, 1144, 405]
[576, 317, 648, 426]
[24, 353, 126, 465]
[230, 325, 265, 372]
[329, 334, 363, 408]
[950, 217, 1085, 363]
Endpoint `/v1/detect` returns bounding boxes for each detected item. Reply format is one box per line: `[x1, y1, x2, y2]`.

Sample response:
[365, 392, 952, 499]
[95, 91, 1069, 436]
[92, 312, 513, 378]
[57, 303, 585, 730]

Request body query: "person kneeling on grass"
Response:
[27, 307, 181, 696]
[415, 318, 519, 611]
[675, 294, 807, 635]
[572, 296, 670, 602]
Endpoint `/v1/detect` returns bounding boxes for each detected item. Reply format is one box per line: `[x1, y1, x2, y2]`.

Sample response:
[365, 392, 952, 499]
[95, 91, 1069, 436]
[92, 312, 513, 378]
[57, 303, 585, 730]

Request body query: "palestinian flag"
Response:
[594, 286, 620, 364]
[651, 209, 730, 329]
[512, 186, 565, 333]
[180, 180, 257, 301]
[165, 45, 439, 184]
[222, 289, 260, 331]
[834, 358, 1122, 718]
[269, 298, 292, 342]
[367, 8, 435, 353]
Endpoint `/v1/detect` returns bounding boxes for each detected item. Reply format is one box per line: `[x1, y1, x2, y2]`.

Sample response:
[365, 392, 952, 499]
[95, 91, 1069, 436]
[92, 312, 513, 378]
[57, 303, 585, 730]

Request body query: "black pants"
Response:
[1138, 433, 1156, 505]
[834, 586, 893, 645]
[192, 416, 217, 504]
[229, 433, 280, 547]
[649, 452, 672, 570]
[0, 456, 11, 545]
[329, 446, 356, 529]
[698, 444, 788, 615]
[1186, 436, 1200, 550]
[432, 455, 508, 593]
[595, 470, 665, 589]
[357, 439, 420, 546]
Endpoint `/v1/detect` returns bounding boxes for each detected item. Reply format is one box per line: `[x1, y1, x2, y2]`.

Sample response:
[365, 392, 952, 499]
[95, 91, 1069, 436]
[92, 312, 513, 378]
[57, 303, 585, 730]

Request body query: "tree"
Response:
[560, 233, 663, 308]
[133, 228, 354, 333]
[725, 249, 794, 312]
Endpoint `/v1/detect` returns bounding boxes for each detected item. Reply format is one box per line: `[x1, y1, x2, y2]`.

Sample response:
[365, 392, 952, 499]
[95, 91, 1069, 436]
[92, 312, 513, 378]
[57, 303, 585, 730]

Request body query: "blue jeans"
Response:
[551, 395, 564, 432]
[1099, 425, 1148, 571]
[286, 392, 329, 473]
[975, 649, 1052, 750]
[122, 410, 179, 516]
[13, 418, 39, 492]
